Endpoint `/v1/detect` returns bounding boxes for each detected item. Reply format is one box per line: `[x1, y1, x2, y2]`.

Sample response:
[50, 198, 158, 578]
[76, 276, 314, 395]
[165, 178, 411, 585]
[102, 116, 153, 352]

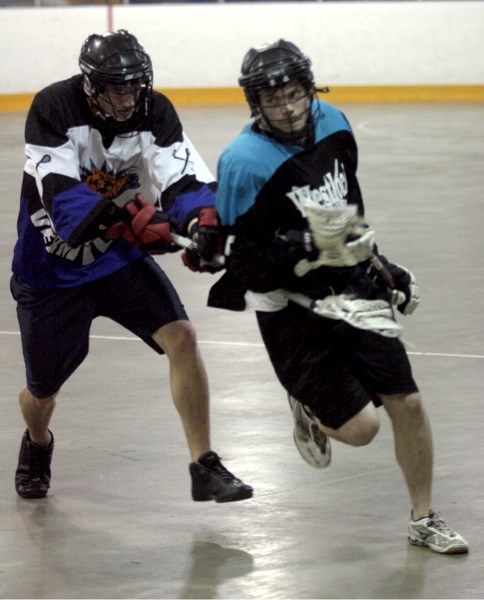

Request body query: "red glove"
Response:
[186, 207, 223, 258]
[106, 194, 175, 254]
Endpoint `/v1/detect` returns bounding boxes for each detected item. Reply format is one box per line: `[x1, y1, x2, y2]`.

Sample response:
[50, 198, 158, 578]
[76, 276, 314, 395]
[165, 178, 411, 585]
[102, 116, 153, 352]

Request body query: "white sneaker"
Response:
[288, 395, 331, 469]
[408, 510, 469, 554]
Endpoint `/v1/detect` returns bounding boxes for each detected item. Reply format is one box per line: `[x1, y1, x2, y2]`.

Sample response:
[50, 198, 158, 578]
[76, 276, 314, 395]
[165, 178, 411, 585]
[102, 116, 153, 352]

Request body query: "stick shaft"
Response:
[172, 234, 393, 291]
[170, 232, 225, 266]
[370, 253, 395, 288]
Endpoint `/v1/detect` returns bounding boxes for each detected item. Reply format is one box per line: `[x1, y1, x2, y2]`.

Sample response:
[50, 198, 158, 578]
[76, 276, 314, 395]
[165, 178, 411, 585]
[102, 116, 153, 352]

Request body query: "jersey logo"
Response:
[81, 161, 139, 199]
[172, 146, 193, 174]
[36, 154, 52, 170]
[286, 159, 348, 214]
[30, 207, 111, 266]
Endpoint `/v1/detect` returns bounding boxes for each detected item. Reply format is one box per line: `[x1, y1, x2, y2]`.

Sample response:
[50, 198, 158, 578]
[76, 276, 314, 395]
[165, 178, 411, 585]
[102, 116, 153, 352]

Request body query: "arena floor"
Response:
[1, 103, 483, 599]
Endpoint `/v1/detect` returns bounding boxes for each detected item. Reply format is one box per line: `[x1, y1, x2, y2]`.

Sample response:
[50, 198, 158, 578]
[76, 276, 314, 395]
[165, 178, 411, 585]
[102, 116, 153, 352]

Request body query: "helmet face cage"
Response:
[238, 40, 316, 145]
[79, 29, 153, 134]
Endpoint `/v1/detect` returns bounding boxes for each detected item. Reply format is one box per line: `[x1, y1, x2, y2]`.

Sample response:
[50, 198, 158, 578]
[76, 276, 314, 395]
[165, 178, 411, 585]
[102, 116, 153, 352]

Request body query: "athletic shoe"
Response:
[15, 429, 54, 499]
[408, 509, 469, 554]
[288, 395, 331, 469]
[189, 451, 253, 503]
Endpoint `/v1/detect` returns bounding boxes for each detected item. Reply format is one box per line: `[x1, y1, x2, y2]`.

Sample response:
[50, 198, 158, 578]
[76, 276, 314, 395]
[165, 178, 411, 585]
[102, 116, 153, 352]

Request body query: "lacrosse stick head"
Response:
[303, 204, 360, 250]
[291, 204, 375, 274]
[313, 295, 403, 338]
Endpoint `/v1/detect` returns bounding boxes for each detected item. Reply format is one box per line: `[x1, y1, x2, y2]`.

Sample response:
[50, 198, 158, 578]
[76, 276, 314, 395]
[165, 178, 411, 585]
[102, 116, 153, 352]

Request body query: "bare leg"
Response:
[19, 386, 55, 447]
[322, 402, 381, 447]
[289, 397, 381, 469]
[152, 320, 211, 462]
[380, 392, 433, 519]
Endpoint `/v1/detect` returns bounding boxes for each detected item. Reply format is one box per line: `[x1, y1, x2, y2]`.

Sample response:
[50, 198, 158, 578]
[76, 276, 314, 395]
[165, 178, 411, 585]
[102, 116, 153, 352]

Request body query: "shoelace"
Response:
[209, 459, 241, 483]
[295, 415, 310, 436]
[428, 512, 455, 536]
[310, 424, 328, 449]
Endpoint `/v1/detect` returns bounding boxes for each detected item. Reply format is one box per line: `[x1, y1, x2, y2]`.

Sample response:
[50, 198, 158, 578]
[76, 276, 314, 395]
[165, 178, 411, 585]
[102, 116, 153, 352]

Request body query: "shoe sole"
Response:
[193, 488, 253, 503]
[293, 432, 331, 469]
[290, 399, 331, 469]
[16, 489, 48, 499]
[408, 536, 469, 554]
[215, 488, 253, 503]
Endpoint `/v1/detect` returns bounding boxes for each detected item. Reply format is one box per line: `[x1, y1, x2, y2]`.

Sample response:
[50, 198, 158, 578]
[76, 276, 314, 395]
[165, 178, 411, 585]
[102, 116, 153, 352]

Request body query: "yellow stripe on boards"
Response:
[1, 85, 483, 112]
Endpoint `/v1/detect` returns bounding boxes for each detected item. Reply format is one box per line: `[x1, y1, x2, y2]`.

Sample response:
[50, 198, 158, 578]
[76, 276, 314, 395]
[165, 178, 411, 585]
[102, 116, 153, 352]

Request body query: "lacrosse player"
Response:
[11, 30, 252, 504]
[207, 39, 467, 552]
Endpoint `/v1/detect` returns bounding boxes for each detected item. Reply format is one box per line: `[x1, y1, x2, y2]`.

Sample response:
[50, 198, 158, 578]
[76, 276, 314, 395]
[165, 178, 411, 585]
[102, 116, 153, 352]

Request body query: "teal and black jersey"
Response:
[217, 99, 363, 228]
[212, 99, 367, 308]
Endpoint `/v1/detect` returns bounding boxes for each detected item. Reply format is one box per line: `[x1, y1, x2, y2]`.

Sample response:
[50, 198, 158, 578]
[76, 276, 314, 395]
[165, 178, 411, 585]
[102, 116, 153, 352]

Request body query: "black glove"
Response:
[181, 247, 224, 273]
[106, 194, 178, 254]
[282, 228, 320, 266]
[183, 207, 224, 272]
[366, 255, 420, 315]
[187, 207, 223, 259]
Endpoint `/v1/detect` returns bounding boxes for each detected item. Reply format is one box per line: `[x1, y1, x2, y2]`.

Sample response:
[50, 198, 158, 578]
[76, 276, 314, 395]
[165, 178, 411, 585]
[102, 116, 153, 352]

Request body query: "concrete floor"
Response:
[0, 103, 483, 599]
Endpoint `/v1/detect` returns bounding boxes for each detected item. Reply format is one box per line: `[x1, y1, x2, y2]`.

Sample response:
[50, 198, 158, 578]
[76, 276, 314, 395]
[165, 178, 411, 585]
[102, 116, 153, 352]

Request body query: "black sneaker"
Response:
[15, 430, 54, 499]
[189, 451, 253, 503]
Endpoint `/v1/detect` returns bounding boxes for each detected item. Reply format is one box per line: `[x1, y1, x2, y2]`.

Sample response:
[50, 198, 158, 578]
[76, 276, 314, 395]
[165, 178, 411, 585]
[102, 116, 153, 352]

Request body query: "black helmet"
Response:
[239, 39, 315, 113]
[238, 39, 322, 146]
[79, 29, 153, 133]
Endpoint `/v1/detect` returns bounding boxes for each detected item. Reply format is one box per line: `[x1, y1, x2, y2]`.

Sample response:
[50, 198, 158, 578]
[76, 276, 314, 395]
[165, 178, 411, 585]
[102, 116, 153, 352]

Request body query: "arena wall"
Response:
[1, 1, 483, 110]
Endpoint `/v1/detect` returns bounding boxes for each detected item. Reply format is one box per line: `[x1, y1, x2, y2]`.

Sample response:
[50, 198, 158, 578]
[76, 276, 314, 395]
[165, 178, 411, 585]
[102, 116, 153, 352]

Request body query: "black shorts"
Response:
[11, 257, 188, 399]
[256, 303, 419, 429]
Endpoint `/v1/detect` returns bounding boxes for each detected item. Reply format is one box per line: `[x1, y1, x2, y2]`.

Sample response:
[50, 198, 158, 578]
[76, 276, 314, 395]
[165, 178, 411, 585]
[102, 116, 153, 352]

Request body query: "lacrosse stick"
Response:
[281, 290, 402, 338]
[171, 232, 226, 269]
[368, 253, 395, 289]
[295, 203, 396, 293]
[171, 232, 401, 338]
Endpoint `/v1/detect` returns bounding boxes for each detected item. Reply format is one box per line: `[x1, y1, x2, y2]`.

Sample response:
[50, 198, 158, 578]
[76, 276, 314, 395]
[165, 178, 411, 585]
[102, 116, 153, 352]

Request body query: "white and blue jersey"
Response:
[12, 74, 216, 289]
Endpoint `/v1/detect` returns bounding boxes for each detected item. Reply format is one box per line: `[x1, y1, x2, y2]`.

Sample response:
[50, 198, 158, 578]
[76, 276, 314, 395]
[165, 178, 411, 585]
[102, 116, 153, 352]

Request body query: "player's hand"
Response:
[385, 262, 420, 315]
[106, 194, 177, 254]
[367, 256, 420, 315]
[181, 247, 224, 273]
[186, 207, 223, 260]
[183, 207, 224, 272]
